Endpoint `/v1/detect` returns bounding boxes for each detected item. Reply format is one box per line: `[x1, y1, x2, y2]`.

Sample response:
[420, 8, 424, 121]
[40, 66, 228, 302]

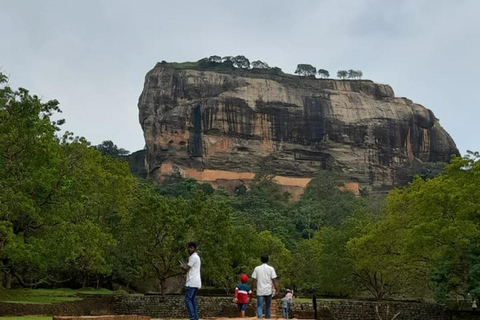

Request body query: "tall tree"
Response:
[0, 73, 65, 286]
[295, 64, 317, 77]
[118, 181, 188, 296]
[187, 190, 234, 292]
[0, 73, 137, 288]
[348, 153, 480, 301]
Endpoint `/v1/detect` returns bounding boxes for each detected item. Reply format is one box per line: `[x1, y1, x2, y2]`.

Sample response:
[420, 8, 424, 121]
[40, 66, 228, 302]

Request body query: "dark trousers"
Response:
[257, 294, 272, 318]
[185, 286, 199, 320]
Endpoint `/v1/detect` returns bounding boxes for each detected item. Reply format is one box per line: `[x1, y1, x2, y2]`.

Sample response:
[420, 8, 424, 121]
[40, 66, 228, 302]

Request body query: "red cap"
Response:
[240, 273, 248, 283]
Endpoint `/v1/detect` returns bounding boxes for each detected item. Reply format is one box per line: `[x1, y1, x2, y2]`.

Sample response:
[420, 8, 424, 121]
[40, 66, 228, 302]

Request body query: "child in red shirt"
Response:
[234, 273, 253, 317]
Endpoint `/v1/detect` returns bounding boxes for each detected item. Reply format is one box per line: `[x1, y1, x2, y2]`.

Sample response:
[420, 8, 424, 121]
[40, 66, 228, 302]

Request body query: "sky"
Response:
[1, 0, 479, 156]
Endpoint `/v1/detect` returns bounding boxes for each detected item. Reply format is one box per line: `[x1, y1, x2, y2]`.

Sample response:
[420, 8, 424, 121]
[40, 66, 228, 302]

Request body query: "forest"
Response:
[1, 73, 479, 303]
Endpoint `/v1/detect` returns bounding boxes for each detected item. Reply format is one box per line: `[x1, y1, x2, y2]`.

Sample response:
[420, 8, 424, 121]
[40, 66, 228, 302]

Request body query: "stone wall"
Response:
[0, 294, 457, 320]
[112, 295, 246, 318]
[0, 294, 115, 316]
[112, 295, 450, 320]
[315, 299, 449, 320]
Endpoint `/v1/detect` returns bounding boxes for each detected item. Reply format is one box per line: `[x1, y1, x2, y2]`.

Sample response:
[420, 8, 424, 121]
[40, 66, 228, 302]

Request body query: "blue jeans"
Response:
[257, 295, 272, 318]
[185, 286, 199, 320]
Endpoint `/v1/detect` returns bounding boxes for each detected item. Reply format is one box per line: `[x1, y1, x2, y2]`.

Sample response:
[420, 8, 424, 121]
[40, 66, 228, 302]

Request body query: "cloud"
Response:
[1, 0, 478, 155]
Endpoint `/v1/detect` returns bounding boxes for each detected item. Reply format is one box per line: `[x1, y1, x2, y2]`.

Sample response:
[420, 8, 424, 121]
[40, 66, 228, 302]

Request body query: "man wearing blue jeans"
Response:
[251, 254, 279, 319]
[181, 242, 201, 320]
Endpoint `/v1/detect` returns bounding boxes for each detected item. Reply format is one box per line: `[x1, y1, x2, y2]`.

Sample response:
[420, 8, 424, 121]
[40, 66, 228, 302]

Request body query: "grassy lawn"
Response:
[0, 288, 125, 304]
[0, 317, 52, 320]
[293, 297, 313, 303]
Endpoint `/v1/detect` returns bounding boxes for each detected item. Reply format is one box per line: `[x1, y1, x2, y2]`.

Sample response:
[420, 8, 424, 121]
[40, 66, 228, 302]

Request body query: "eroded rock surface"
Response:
[138, 65, 459, 197]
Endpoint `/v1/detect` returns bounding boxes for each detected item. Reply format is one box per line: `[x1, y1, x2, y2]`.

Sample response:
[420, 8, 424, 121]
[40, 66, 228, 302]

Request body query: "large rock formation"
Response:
[138, 63, 459, 198]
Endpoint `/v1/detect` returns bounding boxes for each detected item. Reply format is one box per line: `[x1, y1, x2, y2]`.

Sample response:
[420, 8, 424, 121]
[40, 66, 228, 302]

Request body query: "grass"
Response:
[162, 61, 201, 69]
[0, 287, 126, 304]
[0, 317, 52, 320]
[293, 297, 313, 303]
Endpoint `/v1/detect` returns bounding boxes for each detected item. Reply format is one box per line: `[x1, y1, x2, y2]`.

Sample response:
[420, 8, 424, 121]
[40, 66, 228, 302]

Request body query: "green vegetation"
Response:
[295, 64, 317, 77]
[155, 56, 366, 82]
[337, 70, 348, 79]
[0, 317, 52, 320]
[1, 71, 479, 306]
[158, 60, 201, 69]
[0, 288, 122, 304]
[156, 56, 285, 77]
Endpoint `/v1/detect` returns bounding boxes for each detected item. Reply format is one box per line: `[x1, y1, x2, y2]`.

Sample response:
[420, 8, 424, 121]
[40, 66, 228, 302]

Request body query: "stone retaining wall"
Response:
[0, 294, 115, 316]
[0, 294, 454, 320]
[113, 296, 247, 318]
[316, 299, 449, 320]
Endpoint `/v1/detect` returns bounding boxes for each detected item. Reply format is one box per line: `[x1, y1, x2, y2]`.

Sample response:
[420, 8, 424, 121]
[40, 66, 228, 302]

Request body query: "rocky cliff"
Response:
[138, 63, 459, 198]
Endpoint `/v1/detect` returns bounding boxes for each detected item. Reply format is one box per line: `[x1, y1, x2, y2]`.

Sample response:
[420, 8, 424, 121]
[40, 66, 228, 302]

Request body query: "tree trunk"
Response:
[160, 277, 166, 298]
[4, 272, 12, 289]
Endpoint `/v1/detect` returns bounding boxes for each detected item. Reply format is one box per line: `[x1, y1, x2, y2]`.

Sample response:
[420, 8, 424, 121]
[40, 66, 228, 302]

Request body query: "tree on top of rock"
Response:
[232, 55, 250, 69]
[208, 55, 222, 63]
[348, 69, 363, 79]
[318, 69, 330, 78]
[295, 64, 317, 77]
[251, 60, 270, 69]
[337, 70, 348, 79]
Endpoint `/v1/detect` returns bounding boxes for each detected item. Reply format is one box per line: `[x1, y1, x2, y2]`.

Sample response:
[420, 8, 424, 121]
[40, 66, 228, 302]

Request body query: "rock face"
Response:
[138, 64, 459, 198]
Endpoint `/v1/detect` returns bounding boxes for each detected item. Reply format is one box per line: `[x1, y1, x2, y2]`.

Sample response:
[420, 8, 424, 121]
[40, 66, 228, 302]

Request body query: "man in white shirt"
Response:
[181, 242, 201, 320]
[251, 254, 279, 319]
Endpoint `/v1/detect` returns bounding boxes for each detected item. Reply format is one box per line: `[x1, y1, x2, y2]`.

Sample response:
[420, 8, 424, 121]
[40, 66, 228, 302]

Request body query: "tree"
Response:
[337, 70, 348, 79]
[251, 60, 270, 69]
[346, 70, 363, 79]
[95, 140, 130, 157]
[118, 181, 188, 296]
[187, 190, 234, 292]
[295, 228, 356, 296]
[232, 55, 250, 69]
[221, 56, 235, 69]
[235, 175, 296, 248]
[347, 153, 480, 300]
[0, 73, 137, 288]
[254, 231, 294, 289]
[295, 64, 317, 77]
[0, 73, 65, 286]
[317, 69, 330, 78]
[347, 211, 421, 298]
[208, 55, 222, 63]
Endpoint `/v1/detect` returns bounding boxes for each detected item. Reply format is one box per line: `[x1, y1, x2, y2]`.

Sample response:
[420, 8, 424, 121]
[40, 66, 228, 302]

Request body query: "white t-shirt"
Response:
[252, 263, 277, 296]
[186, 252, 201, 288]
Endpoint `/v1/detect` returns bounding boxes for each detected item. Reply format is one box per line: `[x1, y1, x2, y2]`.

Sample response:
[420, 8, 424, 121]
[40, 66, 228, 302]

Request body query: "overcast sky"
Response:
[1, 0, 479, 156]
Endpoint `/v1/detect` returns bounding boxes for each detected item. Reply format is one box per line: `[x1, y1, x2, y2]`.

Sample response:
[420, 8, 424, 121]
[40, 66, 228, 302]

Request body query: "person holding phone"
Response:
[180, 242, 201, 320]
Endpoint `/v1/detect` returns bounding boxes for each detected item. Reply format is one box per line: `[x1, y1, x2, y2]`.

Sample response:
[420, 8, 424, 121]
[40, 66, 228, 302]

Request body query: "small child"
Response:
[234, 273, 253, 317]
[285, 289, 293, 301]
[281, 289, 293, 318]
[281, 296, 289, 318]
